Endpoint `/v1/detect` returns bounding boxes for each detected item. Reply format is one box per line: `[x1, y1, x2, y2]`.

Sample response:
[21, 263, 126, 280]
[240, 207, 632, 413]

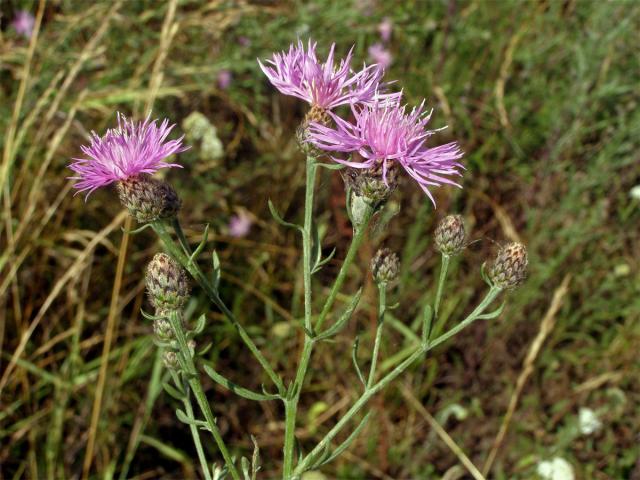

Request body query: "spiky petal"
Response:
[307, 100, 464, 204]
[258, 39, 398, 110]
[68, 113, 188, 197]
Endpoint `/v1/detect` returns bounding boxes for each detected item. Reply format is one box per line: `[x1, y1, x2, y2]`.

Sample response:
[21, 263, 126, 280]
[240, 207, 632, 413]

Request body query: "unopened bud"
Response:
[153, 317, 174, 341]
[163, 350, 179, 369]
[434, 215, 466, 256]
[344, 164, 398, 212]
[371, 248, 400, 285]
[489, 242, 528, 289]
[297, 105, 330, 154]
[146, 253, 190, 310]
[117, 174, 181, 223]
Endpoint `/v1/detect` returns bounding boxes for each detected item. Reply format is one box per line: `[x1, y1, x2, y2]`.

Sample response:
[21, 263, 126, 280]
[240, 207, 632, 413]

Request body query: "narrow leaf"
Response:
[352, 336, 365, 387]
[204, 365, 278, 401]
[189, 223, 210, 265]
[316, 287, 363, 341]
[268, 199, 303, 232]
[175, 408, 207, 428]
[311, 247, 336, 274]
[162, 381, 185, 401]
[316, 162, 345, 170]
[193, 314, 206, 335]
[422, 305, 433, 345]
[318, 411, 372, 467]
[476, 301, 506, 320]
[211, 250, 221, 290]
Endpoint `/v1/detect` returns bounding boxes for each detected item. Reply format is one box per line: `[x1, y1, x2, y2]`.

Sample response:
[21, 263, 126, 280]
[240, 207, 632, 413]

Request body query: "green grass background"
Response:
[1, 0, 639, 478]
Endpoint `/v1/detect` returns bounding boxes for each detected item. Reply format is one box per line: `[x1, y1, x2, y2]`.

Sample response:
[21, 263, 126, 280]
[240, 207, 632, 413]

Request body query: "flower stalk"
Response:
[166, 311, 240, 480]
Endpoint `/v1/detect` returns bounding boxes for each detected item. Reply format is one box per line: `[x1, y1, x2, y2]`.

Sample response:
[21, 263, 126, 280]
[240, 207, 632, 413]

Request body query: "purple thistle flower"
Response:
[228, 211, 253, 238]
[258, 40, 396, 110]
[217, 69, 233, 89]
[307, 100, 464, 204]
[69, 113, 188, 197]
[368, 43, 393, 70]
[378, 17, 393, 42]
[12, 10, 35, 39]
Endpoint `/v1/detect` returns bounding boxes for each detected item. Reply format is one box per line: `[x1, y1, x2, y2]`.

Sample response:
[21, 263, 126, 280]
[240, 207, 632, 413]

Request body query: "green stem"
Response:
[152, 220, 285, 394]
[170, 369, 212, 480]
[434, 254, 450, 319]
[294, 286, 502, 476]
[314, 208, 374, 332]
[367, 284, 386, 389]
[167, 313, 240, 480]
[282, 155, 317, 479]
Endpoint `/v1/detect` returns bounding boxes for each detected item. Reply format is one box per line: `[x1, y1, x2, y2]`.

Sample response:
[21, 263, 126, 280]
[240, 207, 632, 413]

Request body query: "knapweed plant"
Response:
[69, 40, 528, 479]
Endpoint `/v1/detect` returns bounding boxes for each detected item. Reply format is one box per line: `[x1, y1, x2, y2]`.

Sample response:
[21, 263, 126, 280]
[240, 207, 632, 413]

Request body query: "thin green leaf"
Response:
[422, 305, 433, 345]
[175, 408, 208, 428]
[211, 250, 221, 290]
[188, 223, 210, 265]
[316, 162, 345, 170]
[476, 301, 506, 320]
[317, 411, 372, 467]
[162, 381, 185, 401]
[311, 247, 336, 274]
[192, 314, 206, 335]
[352, 336, 365, 387]
[316, 287, 363, 341]
[268, 199, 303, 232]
[122, 223, 153, 235]
[203, 365, 279, 401]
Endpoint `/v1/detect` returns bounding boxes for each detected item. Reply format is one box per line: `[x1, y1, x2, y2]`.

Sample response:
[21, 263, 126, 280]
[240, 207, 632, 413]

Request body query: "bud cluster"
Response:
[117, 174, 181, 223]
[489, 242, 528, 290]
[434, 215, 466, 256]
[145, 253, 193, 368]
[370, 248, 400, 285]
[146, 253, 191, 311]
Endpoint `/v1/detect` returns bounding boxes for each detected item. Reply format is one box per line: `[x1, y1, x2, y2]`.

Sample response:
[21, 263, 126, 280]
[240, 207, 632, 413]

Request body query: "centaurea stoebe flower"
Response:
[258, 40, 395, 115]
[69, 113, 187, 197]
[307, 100, 464, 204]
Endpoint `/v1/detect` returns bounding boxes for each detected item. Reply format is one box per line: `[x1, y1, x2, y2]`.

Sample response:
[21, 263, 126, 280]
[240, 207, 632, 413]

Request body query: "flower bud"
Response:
[117, 174, 181, 223]
[163, 350, 179, 369]
[146, 253, 190, 310]
[370, 248, 400, 285]
[153, 317, 174, 341]
[434, 215, 466, 256]
[489, 242, 528, 289]
[297, 105, 331, 155]
[344, 164, 398, 209]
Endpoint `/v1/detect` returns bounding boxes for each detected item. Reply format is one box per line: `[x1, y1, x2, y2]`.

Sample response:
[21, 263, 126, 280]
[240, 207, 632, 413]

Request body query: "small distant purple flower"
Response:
[258, 40, 395, 110]
[378, 17, 393, 42]
[12, 10, 35, 39]
[368, 43, 393, 70]
[69, 113, 188, 197]
[217, 70, 232, 89]
[238, 36, 251, 47]
[228, 212, 253, 238]
[307, 101, 464, 204]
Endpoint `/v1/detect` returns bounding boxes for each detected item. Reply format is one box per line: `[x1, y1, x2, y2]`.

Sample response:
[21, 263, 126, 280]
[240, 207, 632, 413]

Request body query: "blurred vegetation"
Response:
[1, 0, 639, 479]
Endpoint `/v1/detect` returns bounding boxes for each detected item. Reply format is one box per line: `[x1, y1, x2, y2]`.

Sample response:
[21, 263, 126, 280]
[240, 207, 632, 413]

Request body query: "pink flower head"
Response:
[228, 211, 253, 238]
[378, 17, 393, 42]
[258, 39, 396, 110]
[307, 100, 464, 204]
[12, 10, 35, 39]
[69, 113, 188, 197]
[368, 43, 393, 70]
[217, 70, 232, 89]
